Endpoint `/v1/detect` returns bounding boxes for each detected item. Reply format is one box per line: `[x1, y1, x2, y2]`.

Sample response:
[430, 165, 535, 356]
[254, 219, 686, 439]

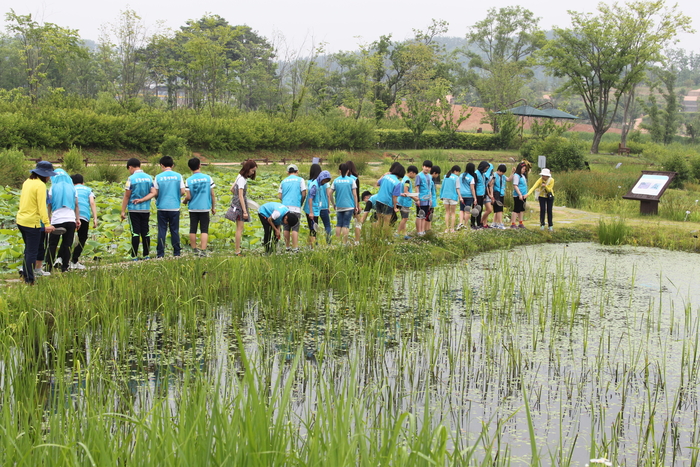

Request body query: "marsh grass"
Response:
[1, 240, 699, 466]
[597, 217, 631, 245]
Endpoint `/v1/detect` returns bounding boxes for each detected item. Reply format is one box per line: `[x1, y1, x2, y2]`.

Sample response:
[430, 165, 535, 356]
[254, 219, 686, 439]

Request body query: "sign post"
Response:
[622, 171, 676, 215]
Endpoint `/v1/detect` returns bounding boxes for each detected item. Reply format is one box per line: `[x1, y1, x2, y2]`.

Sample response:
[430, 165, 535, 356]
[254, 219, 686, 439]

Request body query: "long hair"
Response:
[240, 160, 257, 180]
[309, 163, 322, 181]
[339, 163, 350, 177]
[345, 161, 358, 177]
[390, 163, 406, 179]
[465, 163, 476, 177]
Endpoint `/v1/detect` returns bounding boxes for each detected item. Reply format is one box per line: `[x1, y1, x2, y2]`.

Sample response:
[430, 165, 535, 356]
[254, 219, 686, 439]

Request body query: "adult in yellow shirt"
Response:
[525, 168, 555, 231]
[16, 161, 57, 284]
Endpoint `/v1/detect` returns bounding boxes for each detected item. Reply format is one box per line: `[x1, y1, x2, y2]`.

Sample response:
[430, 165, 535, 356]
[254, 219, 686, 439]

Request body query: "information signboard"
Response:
[622, 171, 676, 215]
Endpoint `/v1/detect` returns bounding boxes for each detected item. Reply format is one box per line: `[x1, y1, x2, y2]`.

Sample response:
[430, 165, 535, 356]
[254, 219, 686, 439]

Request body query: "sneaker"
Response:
[69, 261, 86, 270]
[404, 235, 410, 240]
[53, 257, 63, 268]
[456, 223, 464, 231]
[510, 224, 518, 229]
[549, 226, 554, 232]
[518, 224, 526, 229]
[540, 225, 545, 231]
[482, 224, 490, 229]
[34, 268, 50, 276]
[197, 249, 208, 257]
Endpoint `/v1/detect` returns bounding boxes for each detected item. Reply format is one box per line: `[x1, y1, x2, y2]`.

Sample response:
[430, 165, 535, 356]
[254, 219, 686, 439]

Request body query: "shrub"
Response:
[662, 153, 691, 188]
[0, 148, 29, 188]
[90, 163, 124, 183]
[531, 136, 587, 172]
[691, 156, 700, 182]
[62, 146, 85, 173]
[159, 135, 189, 159]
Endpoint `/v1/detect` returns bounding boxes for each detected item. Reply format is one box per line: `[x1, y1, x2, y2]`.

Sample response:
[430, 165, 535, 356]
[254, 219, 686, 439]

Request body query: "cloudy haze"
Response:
[8, 0, 699, 53]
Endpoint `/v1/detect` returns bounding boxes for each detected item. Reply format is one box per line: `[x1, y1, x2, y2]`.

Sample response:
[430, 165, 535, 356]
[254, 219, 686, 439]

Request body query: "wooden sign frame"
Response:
[622, 171, 676, 215]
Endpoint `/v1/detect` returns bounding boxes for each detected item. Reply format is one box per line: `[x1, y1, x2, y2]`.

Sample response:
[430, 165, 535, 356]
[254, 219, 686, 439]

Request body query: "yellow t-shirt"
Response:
[16, 178, 50, 228]
[526, 177, 555, 198]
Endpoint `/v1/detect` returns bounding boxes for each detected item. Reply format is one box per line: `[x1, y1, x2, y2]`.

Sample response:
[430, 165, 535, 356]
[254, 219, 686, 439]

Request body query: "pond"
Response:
[21, 243, 700, 465]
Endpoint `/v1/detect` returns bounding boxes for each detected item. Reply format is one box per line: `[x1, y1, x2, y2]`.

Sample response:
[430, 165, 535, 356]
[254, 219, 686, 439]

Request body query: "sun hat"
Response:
[318, 170, 331, 181]
[540, 168, 551, 177]
[31, 161, 57, 178]
[287, 164, 299, 173]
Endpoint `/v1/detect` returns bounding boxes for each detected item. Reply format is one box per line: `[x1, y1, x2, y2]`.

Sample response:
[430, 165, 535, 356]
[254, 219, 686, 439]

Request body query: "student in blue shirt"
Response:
[120, 158, 154, 259]
[441, 165, 460, 233]
[375, 163, 405, 228]
[185, 157, 218, 256]
[511, 162, 529, 229]
[278, 164, 307, 252]
[425, 165, 441, 233]
[492, 164, 508, 229]
[137, 156, 186, 258]
[70, 173, 98, 270]
[397, 165, 418, 239]
[303, 164, 322, 248]
[413, 160, 433, 236]
[479, 161, 495, 229]
[316, 170, 333, 244]
[458, 163, 477, 230]
[258, 202, 299, 253]
[330, 163, 359, 244]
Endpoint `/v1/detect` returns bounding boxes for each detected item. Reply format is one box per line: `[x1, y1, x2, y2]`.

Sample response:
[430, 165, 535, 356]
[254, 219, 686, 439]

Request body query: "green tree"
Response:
[465, 6, 545, 131]
[4, 10, 83, 103]
[640, 67, 682, 144]
[540, 0, 693, 154]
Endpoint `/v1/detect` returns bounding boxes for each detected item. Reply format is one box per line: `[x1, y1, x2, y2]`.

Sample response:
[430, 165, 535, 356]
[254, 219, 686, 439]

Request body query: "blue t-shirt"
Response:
[441, 174, 459, 201]
[259, 202, 290, 226]
[493, 173, 506, 197]
[513, 173, 528, 197]
[303, 179, 321, 216]
[154, 170, 185, 211]
[75, 185, 94, 221]
[474, 171, 486, 197]
[376, 174, 401, 206]
[280, 174, 305, 209]
[185, 172, 215, 212]
[415, 172, 432, 207]
[317, 182, 330, 210]
[431, 178, 438, 207]
[397, 175, 414, 208]
[126, 170, 154, 212]
[459, 173, 475, 198]
[331, 176, 356, 210]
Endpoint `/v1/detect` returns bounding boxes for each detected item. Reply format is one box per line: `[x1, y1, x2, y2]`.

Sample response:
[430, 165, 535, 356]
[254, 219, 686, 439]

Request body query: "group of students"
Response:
[15, 156, 556, 283]
[235, 158, 556, 254]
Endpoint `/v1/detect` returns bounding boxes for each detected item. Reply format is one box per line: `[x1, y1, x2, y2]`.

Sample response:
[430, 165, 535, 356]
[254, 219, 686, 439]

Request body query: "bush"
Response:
[662, 153, 691, 188]
[375, 130, 498, 150]
[0, 148, 29, 188]
[159, 135, 189, 159]
[528, 136, 587, 172]
[691, 156, 700, 182]
[62, 146, 85, 173]
[88, 163, 124, 183]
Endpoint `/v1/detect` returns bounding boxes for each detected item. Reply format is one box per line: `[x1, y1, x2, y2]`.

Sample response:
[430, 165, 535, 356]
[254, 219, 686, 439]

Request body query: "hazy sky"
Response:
[7, 0, 699, 53]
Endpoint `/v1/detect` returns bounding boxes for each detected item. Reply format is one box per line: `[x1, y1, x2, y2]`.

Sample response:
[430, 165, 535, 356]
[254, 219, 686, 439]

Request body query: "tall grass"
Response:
[597, 217, 631, 245]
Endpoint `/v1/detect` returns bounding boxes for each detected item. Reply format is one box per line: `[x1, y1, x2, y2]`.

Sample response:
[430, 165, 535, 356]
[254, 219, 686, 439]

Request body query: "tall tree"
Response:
[641, 67, 682, 144]
[4, 10, 83, 103]
[465, 6, 545, 132]
[540, 0, 693, 153]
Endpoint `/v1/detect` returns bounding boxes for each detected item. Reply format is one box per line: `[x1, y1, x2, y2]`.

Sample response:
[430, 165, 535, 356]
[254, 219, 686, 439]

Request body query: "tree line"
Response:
[1, 1, 698, 153]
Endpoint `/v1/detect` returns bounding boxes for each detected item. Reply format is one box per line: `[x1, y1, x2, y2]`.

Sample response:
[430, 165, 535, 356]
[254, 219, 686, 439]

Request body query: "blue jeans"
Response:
[319, 209, 332, 243]
[157, 211, 181, 257]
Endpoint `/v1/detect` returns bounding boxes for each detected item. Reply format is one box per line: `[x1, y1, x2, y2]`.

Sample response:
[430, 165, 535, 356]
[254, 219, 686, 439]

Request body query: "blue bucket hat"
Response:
[318, 170, 331, 182]
[31, 161, 57, 178]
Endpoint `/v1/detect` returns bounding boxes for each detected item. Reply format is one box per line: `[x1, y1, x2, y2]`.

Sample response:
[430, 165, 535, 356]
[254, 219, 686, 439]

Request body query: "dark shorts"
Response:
[306, 213, 318, 237]
[460, 199, 473, 212]
[513, 197, 525, 213]
[283, 212, 301, 232]
[375, 201, 394, 216]
[416, 205, 433, 222]
[189, 212, 210, 234]
[493, 195, 504, 213]
[398, 206, 410, 219]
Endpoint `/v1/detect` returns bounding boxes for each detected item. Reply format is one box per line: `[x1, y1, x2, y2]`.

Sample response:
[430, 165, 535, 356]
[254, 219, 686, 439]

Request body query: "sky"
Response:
[6, 0, 700, 53]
